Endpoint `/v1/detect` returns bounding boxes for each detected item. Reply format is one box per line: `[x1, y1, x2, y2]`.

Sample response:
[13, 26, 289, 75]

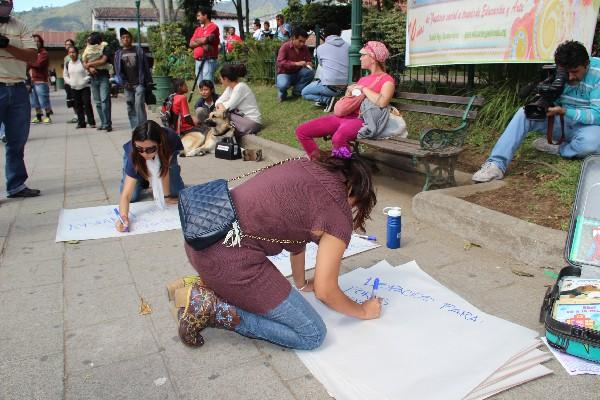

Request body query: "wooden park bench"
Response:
[356, 92, 484, 191]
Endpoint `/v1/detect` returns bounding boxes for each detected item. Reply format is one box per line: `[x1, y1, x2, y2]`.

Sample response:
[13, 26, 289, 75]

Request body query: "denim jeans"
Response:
[0, 122, 4, 139]
[276, 67, 315, 100]
[90, 74, 112, 128]
[488, 107, 600, 172]
[235, 288, 327, 350]
[119, 152, 185, 203]
[0, 83, 31, 195]
[125, 85, 147, 129]
[301, 80, 344, 103]
[29, 82, 51, 110]
[195, 59, 218, 84]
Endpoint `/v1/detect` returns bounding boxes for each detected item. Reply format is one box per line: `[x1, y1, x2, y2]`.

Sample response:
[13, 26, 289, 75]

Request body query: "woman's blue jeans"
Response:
[235, 288, 327, 350]
[119, 152, 185, 203]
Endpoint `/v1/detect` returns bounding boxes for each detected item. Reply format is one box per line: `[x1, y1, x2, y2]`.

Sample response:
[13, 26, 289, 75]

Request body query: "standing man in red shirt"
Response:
[189, 7, 220, 85]
[276, 28, 314, 102]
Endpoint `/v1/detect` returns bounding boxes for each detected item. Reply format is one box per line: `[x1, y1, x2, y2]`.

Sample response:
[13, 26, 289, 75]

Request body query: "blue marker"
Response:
[113, 208, 129, 232]
[371, 277, 380, 299]
[356, 234, 377, 241]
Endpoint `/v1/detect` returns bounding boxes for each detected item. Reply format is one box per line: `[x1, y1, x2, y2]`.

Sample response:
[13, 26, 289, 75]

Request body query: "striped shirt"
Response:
[0, 17, 35, 83]
[558, 57, 600, 125]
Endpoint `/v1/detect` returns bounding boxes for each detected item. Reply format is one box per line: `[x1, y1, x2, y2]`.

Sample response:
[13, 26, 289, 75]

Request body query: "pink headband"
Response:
[360, 41, 390, 63]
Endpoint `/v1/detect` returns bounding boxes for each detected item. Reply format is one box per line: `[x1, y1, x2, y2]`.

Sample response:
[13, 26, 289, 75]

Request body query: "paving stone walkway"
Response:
[0, 92, 594, 399]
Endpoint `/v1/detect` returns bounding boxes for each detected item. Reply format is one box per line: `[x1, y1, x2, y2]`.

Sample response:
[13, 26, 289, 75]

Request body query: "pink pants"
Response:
[295, 114, 363, 156]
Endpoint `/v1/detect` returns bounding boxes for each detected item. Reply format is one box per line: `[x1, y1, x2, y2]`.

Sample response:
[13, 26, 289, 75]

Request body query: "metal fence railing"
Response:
[387, 55, 542, 94]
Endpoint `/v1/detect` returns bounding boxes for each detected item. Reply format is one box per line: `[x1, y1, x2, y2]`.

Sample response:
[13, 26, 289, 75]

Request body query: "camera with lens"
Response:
[0, 34, 9, 48]
[523, 65, 568, 120]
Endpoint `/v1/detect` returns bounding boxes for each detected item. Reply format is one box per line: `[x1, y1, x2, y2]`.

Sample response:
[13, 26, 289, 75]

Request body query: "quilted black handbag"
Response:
[178, 179, 237, 251]
[178, 157, 304, 251]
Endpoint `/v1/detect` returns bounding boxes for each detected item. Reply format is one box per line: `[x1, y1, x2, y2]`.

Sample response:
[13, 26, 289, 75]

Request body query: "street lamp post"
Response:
[135, 0, 141, 46]
[348, 0, 362, 83]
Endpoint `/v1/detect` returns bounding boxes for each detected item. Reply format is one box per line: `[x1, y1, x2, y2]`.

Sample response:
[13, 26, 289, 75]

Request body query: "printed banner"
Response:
[406, 0, 600, 66]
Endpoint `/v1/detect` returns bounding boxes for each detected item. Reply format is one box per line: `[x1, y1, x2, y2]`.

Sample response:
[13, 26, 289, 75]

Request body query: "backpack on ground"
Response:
[160, 93, 178, 129]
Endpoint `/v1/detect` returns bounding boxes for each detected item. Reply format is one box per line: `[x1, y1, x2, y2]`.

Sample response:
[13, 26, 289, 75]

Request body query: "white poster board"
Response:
[56, 202, 181, 242]
[268, 235, 380, 276]
[297, 261, 547, 400]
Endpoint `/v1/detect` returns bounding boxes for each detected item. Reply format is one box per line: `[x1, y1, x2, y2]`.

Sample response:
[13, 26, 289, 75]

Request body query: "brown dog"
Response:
[180, 110, 235, 157]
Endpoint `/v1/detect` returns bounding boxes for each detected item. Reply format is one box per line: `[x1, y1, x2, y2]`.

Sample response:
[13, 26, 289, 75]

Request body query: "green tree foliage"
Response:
[148, 23, 194, 79]
[229, 38, 282, 82]
[75, 30, 120, 58]
[178, 0, 215, 39]
[362, 8, 406, 56]
[283, 0, 351, 32]
[593, 14, 600, 56]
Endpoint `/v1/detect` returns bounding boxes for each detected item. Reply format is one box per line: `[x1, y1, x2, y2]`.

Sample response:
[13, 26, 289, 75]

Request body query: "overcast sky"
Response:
[14, 1, 77, 12]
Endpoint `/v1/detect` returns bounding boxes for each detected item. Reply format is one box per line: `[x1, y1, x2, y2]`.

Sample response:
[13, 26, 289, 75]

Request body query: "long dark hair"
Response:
[130, 120, 170, 179]
[313, 151, 377, 231]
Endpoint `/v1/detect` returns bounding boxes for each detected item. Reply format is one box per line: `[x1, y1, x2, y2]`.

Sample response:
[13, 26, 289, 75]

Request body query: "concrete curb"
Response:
[412, 181, 567, 268]
[240, 135, 303, 161]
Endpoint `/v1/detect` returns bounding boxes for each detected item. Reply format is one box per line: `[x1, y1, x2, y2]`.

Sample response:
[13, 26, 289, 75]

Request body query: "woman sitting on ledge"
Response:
[216, 63, 262, 136]
[179, 152, 382, 349]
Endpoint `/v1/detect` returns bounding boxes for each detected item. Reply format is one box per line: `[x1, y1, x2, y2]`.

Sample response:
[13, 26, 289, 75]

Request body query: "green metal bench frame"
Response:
[356, 92, 484, 191]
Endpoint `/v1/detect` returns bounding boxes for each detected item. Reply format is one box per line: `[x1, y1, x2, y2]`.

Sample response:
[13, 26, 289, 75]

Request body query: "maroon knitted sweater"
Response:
[185, 158, 353, 314]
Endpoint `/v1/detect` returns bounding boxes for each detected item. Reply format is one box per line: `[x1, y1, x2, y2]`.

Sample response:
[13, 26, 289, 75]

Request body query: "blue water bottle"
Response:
[383, 207, 401, 249]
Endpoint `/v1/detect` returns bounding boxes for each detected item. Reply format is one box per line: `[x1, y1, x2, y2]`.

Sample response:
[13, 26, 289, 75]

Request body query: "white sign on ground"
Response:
[268, 235, 380, 277]
[297, 260, 551, 400]
[55, 202, 181, 242]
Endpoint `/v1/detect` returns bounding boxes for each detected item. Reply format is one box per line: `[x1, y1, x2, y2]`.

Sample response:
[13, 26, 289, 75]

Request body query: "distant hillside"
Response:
[14, 0, 286, 32]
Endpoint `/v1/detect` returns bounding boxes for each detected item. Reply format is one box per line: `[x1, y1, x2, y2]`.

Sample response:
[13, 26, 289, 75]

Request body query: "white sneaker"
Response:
[472, 161, 504, 182]
[532, 138, 559, 155]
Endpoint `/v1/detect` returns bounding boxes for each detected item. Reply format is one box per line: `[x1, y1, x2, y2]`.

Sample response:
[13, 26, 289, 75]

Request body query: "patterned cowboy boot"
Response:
[177, 284, 241, 347]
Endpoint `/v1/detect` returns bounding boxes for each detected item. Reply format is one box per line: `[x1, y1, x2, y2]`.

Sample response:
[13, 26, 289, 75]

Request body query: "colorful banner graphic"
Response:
[406, 0, 600, 66]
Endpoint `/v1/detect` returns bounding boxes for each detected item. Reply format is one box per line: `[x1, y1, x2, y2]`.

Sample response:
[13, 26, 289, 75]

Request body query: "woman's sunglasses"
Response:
[135, 145, 158, 154]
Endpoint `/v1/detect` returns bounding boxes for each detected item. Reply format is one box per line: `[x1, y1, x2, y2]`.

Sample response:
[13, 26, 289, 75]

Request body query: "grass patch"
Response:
[188, 83, 325, 150]
[252, 85, 325, 149]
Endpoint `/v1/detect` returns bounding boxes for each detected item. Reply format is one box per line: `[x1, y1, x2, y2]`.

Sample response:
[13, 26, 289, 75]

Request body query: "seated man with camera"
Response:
[473, 40, 600, 182]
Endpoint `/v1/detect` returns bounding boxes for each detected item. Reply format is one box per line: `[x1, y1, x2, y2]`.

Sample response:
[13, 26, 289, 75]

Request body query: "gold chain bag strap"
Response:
[221, 156, 306, 247]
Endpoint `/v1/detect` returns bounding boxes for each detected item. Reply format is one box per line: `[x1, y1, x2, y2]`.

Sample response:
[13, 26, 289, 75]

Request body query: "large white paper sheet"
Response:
[268, 235, 380, 276]
[542, 337, 600, 376]
[296, 260, 544, 400]
[56, 202, 181, 242]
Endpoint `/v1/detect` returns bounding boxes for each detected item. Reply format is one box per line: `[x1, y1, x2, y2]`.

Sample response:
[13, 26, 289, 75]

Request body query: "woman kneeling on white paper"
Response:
[179, 151, 382, 350]
[116, 120, 185, 232]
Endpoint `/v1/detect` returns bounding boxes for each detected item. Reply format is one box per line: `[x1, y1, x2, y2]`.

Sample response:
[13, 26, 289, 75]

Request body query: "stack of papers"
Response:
[297, 261, 553, 400]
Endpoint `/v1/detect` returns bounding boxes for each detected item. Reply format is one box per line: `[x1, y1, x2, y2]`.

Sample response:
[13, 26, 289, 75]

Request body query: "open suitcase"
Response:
[540, 155, 600, 363]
